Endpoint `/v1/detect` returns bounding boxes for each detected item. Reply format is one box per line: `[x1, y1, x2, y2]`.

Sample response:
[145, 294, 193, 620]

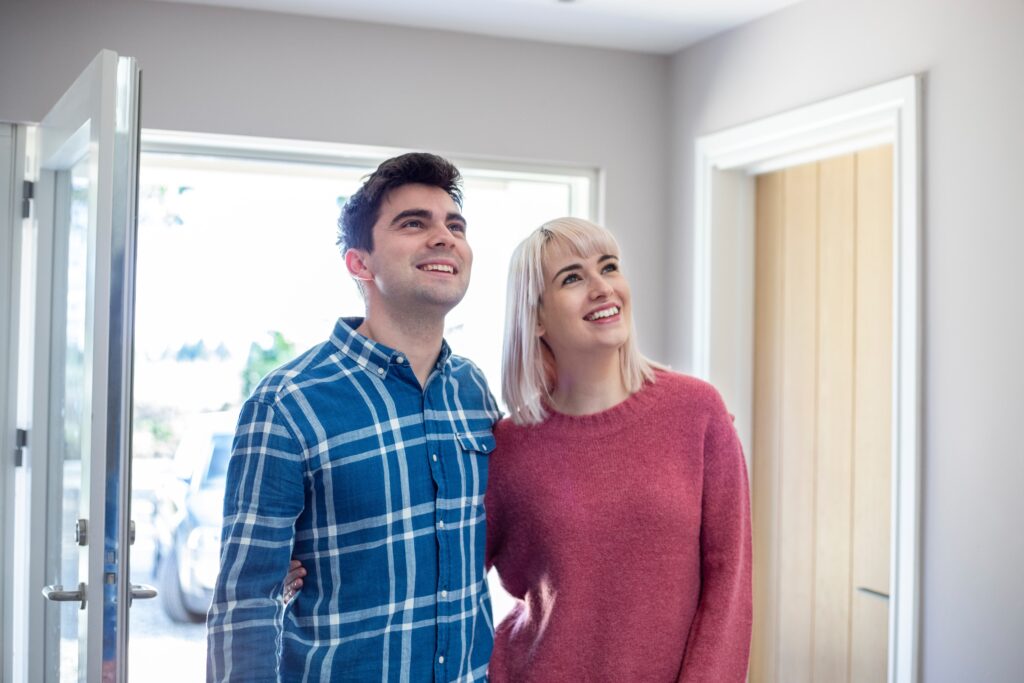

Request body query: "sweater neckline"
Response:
[541, 372, 664, 436]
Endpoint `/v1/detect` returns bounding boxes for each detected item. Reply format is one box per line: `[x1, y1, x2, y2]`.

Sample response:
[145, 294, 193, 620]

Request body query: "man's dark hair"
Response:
[337, 152, 464, 253]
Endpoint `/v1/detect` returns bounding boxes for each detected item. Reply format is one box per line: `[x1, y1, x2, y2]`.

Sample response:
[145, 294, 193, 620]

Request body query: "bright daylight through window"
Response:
[127, 146, 592, 681]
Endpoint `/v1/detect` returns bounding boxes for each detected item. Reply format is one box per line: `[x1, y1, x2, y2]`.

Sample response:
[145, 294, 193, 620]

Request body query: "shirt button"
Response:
[396, 356, 405, 364]
[438, 520, 445, 529]
[432, 454, 438, 462]
[438, 656, 445, 664]
[376, 367, 384, 375]
[440, 590, 448, 599]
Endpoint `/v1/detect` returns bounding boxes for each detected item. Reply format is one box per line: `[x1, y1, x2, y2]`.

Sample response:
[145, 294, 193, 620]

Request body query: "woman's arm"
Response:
[678, 397, 753, 682]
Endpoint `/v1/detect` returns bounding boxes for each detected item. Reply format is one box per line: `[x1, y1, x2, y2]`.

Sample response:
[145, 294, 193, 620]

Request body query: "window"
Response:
[129, 133, 595, 681]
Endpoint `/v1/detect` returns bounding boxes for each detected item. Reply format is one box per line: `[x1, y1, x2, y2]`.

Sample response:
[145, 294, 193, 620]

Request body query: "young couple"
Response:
[206, 153, 752, 682]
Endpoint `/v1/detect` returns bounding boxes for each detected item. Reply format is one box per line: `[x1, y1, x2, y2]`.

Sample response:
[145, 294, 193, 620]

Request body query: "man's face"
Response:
[355, 183, 473, 317]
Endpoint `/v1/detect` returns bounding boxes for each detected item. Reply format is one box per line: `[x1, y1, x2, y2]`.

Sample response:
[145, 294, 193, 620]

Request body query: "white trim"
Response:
[141, 129, 601, 222]
[692, 75, 921, 683]
[0, 122, 24, 683]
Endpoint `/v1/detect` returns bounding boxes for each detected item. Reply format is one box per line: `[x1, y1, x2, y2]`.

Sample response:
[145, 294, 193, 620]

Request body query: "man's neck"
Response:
[356, 306, 446, 388]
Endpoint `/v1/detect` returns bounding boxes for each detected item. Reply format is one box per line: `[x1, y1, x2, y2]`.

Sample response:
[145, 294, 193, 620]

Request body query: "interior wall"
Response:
[0, 0, 671, 360]
[669, 1, 1024, 681]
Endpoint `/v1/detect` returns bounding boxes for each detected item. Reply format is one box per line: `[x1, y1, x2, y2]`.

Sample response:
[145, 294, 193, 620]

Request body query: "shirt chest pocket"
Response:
[454, 431, 495, 495]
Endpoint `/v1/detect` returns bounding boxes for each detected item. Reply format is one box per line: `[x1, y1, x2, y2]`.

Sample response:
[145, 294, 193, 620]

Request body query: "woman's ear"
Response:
[345, 249, 373, 283]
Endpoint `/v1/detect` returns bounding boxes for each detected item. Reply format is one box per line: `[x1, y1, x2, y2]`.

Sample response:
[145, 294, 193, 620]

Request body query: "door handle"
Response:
[42, 582, 87, 610]
[130, 584, 158, 605]
[856, 586, 890, 601]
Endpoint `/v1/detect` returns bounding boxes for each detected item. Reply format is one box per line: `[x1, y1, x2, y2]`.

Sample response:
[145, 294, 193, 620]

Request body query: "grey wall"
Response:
[0, 0, 671, 359]
[669, 0, 1024, 680]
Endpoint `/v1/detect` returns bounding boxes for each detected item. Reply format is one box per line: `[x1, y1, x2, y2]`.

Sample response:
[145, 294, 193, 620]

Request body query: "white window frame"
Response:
[141, 130, 600, 220]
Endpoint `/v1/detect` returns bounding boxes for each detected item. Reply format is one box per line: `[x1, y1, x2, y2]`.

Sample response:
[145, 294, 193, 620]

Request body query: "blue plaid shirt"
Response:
[207, 318, 500, 682]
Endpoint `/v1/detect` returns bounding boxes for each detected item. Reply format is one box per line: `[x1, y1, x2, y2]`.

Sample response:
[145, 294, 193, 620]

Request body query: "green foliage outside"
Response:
[241, 331, 297, 399]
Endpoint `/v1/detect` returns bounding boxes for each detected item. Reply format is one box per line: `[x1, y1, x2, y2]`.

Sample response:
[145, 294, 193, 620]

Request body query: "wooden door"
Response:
[750, 146, 893, 683]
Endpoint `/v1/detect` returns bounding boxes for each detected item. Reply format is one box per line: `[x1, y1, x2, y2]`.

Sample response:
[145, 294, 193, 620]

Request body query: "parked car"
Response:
[151, 410, 237, 623]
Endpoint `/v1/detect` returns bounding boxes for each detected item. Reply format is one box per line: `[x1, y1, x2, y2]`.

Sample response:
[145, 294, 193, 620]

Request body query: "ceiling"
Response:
[150, 0, 805, 54]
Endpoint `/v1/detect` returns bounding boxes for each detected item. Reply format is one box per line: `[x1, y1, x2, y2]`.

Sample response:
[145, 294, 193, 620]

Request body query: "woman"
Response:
[484, 217, 751, 682]
[283, 217, 752, 681]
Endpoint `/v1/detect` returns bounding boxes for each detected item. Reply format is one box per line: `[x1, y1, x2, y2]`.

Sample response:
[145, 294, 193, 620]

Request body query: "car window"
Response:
[202, 433, 232, 488]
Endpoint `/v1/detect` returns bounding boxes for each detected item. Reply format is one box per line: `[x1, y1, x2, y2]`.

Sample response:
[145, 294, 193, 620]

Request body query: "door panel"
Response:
[813, 153, 856, 682]
[751, 146, 893, 683]
[33, 49, 142, 682]
[776, 161, 818, 683]
[851, 145, 893, 683]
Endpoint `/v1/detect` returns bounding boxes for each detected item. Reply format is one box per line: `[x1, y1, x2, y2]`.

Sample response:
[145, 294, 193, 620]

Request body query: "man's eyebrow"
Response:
[389, 208, 467, 227]
[389, 208, 431, 226]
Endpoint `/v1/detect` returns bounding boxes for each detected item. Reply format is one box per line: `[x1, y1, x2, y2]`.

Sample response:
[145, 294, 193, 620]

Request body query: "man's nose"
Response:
[428, 223, 456, 248]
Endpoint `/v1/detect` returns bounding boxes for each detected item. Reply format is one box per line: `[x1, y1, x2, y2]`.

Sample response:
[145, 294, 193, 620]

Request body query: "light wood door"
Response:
[750, 146, 893, 683]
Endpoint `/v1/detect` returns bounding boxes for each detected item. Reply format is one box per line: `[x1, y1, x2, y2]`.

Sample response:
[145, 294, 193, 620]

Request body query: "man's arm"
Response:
[678, 397, 753, 683]
[207, 399, 305, 683]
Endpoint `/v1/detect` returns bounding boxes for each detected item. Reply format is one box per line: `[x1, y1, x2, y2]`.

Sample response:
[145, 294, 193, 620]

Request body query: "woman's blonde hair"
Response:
[501, 217, 660, 425]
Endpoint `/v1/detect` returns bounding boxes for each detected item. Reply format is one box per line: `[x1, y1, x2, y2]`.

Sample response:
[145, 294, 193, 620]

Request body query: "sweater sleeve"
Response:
[678, 394, 753, 683]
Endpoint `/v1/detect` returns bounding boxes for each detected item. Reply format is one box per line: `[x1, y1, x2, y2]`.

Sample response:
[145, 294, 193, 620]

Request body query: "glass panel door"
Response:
[34, 49, 142, 682]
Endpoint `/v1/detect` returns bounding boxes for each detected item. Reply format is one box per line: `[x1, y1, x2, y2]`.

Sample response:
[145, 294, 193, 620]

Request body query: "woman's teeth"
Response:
[585, 306, 620, 321]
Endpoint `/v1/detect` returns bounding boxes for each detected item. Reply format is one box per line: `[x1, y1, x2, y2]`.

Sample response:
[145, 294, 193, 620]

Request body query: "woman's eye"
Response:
[561, 273, 581, 286]
[602, 262, 619, 273]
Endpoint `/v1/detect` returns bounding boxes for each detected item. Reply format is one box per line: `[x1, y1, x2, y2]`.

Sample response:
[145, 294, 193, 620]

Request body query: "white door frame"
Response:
[691, 75, 921, 683]
[0, 123, 28, 683]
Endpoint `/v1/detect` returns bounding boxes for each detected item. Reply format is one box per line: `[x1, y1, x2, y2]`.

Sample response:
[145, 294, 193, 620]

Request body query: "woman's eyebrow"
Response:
[552, 263, 582, 283]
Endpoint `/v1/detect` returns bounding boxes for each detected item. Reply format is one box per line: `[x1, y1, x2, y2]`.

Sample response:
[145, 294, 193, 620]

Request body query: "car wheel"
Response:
[158, 544, 206, 624]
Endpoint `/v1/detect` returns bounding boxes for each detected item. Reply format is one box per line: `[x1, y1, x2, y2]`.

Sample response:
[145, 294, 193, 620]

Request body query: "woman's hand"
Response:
[282, 559, 307, 603]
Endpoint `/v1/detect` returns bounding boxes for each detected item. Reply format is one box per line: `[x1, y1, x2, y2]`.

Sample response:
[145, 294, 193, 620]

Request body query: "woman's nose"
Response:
[590, 278, 613, 298]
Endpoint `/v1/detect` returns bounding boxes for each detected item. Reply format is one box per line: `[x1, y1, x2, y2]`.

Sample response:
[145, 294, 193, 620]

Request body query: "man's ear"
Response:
[345, 249, 373, 283]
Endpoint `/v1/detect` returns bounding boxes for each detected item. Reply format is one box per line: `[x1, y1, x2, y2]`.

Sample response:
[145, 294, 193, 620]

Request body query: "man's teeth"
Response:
[585, 306, 620, 321]
[420, 264, 454, 273]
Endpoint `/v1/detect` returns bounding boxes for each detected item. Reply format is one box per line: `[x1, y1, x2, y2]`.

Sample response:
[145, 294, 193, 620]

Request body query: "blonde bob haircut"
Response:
[502, 217, 660, 425]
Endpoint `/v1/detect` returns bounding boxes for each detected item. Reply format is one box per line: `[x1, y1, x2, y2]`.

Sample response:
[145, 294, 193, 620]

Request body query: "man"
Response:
[207, 153, 500, 682]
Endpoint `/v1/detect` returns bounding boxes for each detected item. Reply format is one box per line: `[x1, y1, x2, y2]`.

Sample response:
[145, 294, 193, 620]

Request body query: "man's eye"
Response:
[561, 273, 581, 285]
[403, 220, 424, 229]
[449, 223, 466, 233]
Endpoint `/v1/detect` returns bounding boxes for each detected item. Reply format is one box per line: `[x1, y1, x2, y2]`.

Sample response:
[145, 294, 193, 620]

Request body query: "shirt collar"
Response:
[329, 317, 453, 378]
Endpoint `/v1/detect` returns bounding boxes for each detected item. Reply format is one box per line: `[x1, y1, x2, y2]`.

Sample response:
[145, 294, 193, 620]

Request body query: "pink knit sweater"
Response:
[485, 370, 752, 682]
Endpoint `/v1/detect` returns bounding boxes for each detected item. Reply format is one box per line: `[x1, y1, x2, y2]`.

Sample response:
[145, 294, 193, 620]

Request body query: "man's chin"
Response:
[410, 290, 468, 314]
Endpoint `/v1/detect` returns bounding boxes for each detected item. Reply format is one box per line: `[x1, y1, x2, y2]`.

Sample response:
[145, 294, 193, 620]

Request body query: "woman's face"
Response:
[537, 242, 632, 362]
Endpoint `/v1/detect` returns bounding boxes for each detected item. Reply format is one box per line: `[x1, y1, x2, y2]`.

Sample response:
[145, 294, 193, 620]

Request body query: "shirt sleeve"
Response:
[207, 399, 305, 682]
[678, 394, 753, 683]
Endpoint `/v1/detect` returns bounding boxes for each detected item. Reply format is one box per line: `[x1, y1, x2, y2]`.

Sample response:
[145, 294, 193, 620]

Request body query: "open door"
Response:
[30, 49, 148, 682]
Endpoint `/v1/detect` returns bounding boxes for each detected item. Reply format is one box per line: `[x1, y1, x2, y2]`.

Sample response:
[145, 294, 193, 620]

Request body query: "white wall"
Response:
[0, 0, 672, 360]
[669, 1, 1024, 680]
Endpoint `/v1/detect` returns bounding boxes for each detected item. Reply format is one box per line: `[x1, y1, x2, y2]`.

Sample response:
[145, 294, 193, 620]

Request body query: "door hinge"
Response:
[22, 180, 34, 219]
[14, 428, 28, 467]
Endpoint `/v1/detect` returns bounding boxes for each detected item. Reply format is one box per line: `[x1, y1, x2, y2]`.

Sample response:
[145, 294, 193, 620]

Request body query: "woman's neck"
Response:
[548, 349, 630, 416]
